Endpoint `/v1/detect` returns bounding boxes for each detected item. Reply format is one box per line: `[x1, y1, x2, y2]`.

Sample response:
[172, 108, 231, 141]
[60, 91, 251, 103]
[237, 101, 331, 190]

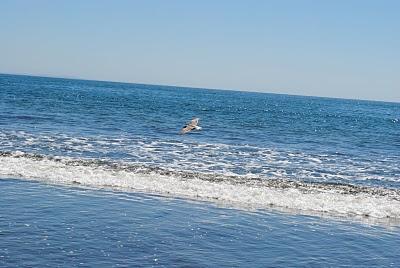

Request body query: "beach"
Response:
[1, 178, 399, 267]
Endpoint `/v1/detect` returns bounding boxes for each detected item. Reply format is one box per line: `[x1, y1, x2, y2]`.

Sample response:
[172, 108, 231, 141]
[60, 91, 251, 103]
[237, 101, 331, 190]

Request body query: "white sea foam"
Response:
[2, 130, 399, 188]
[1, 152, 400, 223]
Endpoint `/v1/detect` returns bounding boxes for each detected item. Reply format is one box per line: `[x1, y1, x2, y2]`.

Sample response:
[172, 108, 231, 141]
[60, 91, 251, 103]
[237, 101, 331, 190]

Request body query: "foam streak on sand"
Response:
[1, 152, 399, 221]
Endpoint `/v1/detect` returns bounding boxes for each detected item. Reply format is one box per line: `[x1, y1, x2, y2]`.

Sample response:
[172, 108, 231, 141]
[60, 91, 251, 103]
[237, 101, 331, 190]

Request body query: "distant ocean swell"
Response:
[1, 151, 399, 220]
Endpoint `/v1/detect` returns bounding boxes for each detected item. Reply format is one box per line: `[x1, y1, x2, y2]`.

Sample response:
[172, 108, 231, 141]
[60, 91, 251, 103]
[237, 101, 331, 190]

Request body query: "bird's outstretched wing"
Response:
[180, 118, 200, 134]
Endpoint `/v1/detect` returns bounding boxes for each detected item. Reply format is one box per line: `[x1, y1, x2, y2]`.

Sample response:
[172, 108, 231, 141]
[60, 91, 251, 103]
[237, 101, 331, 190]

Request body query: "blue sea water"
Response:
[0, 74, 400, 266]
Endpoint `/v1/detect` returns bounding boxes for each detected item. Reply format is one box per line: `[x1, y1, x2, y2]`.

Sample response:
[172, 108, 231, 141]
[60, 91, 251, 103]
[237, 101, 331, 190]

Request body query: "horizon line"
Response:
[1, 72, 398, 104]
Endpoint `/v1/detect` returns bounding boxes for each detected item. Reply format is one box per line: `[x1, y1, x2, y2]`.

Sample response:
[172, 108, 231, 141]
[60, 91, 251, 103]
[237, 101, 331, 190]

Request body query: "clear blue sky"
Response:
[1, 0, 399, 102]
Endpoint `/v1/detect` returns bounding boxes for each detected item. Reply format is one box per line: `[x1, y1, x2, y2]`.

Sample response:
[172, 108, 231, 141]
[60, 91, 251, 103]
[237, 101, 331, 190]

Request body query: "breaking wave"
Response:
[1, 151, 400, 223]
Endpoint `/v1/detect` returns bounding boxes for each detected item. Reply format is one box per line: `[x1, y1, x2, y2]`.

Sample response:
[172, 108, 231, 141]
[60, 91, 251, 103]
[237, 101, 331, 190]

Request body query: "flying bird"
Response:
[180, 118, 202, 134]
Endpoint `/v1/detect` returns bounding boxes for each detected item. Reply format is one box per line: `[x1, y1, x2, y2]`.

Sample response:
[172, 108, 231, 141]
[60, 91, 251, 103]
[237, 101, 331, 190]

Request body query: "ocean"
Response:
[0, 73, 399, 267]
